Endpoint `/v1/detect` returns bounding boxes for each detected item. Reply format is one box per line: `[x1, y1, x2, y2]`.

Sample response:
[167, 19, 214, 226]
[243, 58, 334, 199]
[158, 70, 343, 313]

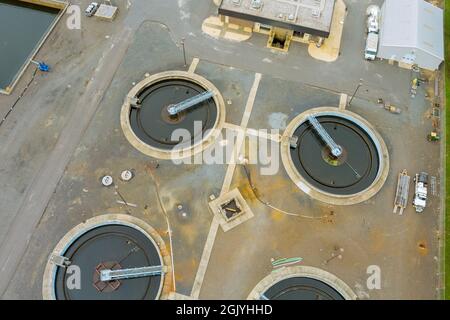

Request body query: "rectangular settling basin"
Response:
[0, 0, 64, 94]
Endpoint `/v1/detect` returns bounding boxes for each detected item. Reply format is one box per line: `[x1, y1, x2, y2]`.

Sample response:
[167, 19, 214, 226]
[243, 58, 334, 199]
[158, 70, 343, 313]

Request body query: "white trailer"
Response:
[365, 32, 379, 60]
[393, 170, 410, 215]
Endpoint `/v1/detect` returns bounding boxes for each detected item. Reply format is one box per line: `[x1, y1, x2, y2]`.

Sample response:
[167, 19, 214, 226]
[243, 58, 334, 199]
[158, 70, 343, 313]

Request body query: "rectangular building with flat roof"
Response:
[219, 0, 336, 38]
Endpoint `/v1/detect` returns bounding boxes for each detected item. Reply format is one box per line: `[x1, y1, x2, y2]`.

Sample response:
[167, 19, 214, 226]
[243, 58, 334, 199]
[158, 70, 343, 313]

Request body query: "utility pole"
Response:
[180, 38, 187, 67]
[348, 78, 363, 107]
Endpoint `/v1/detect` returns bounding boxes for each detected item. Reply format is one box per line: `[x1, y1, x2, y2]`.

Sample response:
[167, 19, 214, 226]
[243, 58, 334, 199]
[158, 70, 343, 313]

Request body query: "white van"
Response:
[85, 2, 99, 17]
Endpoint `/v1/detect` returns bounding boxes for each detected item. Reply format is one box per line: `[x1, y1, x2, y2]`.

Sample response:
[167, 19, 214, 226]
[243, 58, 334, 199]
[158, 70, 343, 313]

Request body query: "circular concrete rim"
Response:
[247, 266, 357, 300]
[281, 107, 389, 206]
[42, 214, 172, 300]
[120, 71, 226, 160]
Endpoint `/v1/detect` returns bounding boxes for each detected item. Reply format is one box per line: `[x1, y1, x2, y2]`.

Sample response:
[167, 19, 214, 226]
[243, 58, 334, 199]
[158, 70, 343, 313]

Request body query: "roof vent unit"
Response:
[312, 8, 321, 18]
[251, 0, 263, 10]
[232, 0, 242, 6]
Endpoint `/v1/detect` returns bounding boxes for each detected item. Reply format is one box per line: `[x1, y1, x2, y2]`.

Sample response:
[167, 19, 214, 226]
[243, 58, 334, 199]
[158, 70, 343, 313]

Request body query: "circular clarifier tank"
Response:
[291, 115, 379, 195]
[43, 215, 171, 300]
[281, 107, 389, 205]
[121, 71, 225, 160]
[262, 277, 344, 300]
[248, 266, 357, 300]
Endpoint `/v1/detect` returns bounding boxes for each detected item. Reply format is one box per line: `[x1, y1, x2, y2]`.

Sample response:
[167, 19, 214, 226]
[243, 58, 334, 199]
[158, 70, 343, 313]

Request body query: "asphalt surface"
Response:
[0, 25, 133, 295]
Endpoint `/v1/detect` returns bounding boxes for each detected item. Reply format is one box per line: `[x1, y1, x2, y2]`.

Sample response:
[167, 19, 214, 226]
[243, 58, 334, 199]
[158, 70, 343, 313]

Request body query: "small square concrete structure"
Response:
[209, 188, 254, 232]
[94, 4, 118, 21]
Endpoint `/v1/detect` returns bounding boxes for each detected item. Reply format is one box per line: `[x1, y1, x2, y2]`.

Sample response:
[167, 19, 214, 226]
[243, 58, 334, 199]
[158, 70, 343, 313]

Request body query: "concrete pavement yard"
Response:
[0, 0, 443, 299]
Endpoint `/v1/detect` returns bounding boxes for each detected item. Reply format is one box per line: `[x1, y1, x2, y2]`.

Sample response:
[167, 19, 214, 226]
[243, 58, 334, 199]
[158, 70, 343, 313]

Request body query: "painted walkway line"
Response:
[339, 93, 348, 110]
[188, 58, 200, 74]
[190, 73, 262, 299]
[223, 122, 281, 143]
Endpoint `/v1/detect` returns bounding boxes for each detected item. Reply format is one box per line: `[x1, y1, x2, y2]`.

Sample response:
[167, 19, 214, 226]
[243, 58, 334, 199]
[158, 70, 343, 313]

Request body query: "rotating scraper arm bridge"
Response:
[100, 265, 166, 282]
[167, 90, 215, 116]
[306, 115, 343, 157]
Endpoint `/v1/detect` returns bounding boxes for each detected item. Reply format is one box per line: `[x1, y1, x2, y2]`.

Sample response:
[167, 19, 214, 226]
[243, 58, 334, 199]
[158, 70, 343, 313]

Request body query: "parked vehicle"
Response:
[383, 103, 401, 114]
[364, 5, 381, 61]
[428, 131, 440, 142]
[413, 172, 428, 213]
[85, 2, 99, 17]
[366, 5, 381, 34]
[365, 32, 379, 60]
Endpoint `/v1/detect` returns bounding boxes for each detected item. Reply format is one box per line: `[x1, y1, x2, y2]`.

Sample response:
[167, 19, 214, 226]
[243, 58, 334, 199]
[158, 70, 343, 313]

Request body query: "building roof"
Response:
[218, 0, 336, 37]
[379, 0, 444, 61]
[94, 4, 118, 20]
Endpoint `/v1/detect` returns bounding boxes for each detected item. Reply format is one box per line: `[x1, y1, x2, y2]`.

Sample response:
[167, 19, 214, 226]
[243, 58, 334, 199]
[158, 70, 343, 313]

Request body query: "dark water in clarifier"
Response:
[264, 277, 345, 300]
[290, 115, 380, 195]
[130, 79, 218, 150]
[0, 0, 59, 89]
[54, 225, 163, 300]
